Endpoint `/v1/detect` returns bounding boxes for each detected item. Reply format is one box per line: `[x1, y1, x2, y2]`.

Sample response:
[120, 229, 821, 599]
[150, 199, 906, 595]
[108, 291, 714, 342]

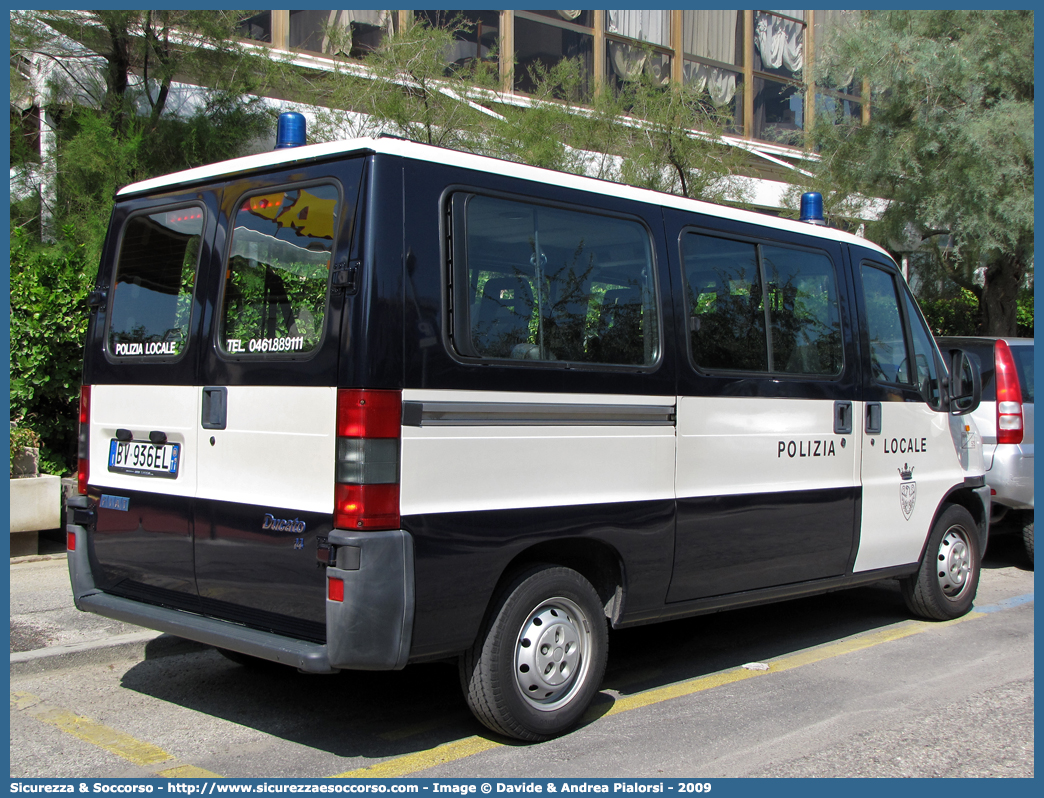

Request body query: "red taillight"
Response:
[334, 390, 401, 530]
[334, 483, 400, 530]
[67, 531, 77, 551]
[994, 341, 1024, 445]
[328, 576, 345, 602]
[77, 385, 91, 495]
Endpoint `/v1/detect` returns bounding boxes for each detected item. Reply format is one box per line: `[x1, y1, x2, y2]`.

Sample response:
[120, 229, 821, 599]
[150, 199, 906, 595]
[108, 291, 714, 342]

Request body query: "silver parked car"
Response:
[937, 336, 1034, 564]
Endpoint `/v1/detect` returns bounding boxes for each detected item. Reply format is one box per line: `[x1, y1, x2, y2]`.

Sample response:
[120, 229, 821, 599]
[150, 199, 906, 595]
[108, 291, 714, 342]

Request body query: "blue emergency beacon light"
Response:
[800, 191, 826, 226]
[275, 112, 307, 149]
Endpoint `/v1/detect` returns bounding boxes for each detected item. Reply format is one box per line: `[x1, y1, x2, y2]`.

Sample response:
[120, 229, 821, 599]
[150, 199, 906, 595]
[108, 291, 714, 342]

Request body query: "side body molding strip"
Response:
[401, 401, 676, 427]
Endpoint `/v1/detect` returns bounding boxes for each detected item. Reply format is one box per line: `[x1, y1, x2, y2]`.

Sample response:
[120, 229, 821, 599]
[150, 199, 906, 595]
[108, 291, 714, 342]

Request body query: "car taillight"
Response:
[77, 385, 91, 495]
[334, 389, 401, 530]
[994, 341, 1024, 445]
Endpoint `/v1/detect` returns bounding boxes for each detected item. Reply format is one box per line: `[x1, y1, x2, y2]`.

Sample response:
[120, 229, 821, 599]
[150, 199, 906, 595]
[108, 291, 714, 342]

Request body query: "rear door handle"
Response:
[202, 387, 227, 430]
[834, 400, 853, 435]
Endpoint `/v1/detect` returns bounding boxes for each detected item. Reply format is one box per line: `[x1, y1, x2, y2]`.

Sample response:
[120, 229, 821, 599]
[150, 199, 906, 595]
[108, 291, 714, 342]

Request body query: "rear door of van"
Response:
[85, 157, 366, 637]
[192, 159, 366, 641]
[85, 191, 217, 608]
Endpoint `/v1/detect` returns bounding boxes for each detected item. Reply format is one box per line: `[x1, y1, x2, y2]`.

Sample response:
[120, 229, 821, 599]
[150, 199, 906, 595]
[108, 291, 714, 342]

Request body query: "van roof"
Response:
[116, 135, 892, 259]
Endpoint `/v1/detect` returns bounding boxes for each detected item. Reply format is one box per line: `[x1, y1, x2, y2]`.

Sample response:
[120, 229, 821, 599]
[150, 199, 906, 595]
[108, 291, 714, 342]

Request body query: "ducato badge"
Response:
[898, 463, 916, 521]
[262, 513, 306, 534]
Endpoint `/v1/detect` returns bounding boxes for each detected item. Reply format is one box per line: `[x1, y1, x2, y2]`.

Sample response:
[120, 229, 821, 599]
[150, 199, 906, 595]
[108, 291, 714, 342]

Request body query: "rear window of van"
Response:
[107, 207, 204, 360]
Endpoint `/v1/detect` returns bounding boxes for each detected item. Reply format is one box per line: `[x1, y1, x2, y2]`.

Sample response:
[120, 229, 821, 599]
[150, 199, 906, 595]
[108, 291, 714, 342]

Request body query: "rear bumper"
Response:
[986, 442, 1034, 511]
[66, 495, 415, 673]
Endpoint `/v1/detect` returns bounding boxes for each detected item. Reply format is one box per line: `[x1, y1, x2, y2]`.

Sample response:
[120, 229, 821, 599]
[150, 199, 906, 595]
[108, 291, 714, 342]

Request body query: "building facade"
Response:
[239, 10, 864, 148]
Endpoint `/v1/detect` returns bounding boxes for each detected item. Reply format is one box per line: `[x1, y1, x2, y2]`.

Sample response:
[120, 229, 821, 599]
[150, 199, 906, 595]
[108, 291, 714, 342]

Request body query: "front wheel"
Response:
[460, 566, 608, 741]
[901, 504, 981, 620]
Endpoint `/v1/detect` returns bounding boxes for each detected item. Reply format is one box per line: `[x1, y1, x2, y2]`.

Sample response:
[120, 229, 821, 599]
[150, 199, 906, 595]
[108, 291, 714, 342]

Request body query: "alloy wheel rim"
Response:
[936, 526, 972, 600]
[514, 596, 592, 711]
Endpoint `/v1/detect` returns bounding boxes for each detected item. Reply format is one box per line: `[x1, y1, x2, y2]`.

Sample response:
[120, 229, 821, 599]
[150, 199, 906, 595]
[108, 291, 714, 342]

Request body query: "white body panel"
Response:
[195, 386, 337, 513]
[400, 389, 676, 516]
[89, 384, 199, 497]
[676, 396, 858, 498]
[853, 402, 972, 572]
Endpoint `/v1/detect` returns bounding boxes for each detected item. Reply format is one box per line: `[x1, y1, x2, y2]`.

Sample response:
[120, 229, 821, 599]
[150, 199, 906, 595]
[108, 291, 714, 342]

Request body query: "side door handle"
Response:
[201, 387, 227, 430]
[866, 401, 882, 434]
[834, 400, 853, 435]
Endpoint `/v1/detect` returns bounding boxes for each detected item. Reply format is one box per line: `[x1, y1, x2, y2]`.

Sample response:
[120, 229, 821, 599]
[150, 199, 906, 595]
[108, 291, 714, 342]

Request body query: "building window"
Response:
[238, 11, 272, 44]
[813, 10, 863, 128]
[681, 10, 744, 134]
[752, 10, 806, 143]
[514, 12, 594, 98]
[417, 10, 500, 70]
[289, 10, 390, 58]
[604, 10, 672, 92]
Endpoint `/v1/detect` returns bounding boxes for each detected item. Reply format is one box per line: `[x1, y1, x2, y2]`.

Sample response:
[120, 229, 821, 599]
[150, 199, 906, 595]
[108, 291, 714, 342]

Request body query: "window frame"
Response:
[442, 185, 664, 372]
[216, 179, 345, 363]
[679, 225, 846, 381]
[104, 201, 208, 365]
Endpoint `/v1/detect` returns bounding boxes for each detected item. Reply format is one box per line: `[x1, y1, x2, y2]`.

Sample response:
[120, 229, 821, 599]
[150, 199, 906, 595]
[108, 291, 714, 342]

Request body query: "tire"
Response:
[901, 504, 981, 620]
[1021, 513, 1033, 568]
[459, 565, 608, 741]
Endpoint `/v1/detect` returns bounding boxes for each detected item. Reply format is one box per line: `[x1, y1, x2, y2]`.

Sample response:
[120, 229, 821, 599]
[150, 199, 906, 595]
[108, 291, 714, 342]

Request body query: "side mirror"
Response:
[948, 348, 982, 415]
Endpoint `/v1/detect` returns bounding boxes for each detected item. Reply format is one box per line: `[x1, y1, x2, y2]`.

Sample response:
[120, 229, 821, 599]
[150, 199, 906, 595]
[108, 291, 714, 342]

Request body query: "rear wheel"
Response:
[460, 565, 608, 741]
[901, 504, 981, 620]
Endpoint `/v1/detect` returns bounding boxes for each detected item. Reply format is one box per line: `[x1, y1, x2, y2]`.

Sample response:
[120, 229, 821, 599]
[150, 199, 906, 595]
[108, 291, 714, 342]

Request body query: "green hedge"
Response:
[10, 225, 95, 475]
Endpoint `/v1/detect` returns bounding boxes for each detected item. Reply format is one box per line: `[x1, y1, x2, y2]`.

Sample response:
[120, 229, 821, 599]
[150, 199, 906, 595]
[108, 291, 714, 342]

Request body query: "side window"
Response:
[682, 233, 843, 376]
[861, 265, 911, 385]
[861, 263, 942, 408]
[220, 184, 341, 357]
[450, 193, 659, 367]
[901, 291, 942, 408]
[683, 235, 766, 371]
[108, 207, 204, 360]
[762, 246, 843, 376]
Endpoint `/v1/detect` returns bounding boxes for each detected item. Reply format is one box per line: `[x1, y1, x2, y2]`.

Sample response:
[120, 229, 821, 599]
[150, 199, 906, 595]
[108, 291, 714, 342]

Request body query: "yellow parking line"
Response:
[11, 691, 221, 777]
[602, 613, 980, 717]
[333, 736, 503, 778]
[334, 612, 985, 777]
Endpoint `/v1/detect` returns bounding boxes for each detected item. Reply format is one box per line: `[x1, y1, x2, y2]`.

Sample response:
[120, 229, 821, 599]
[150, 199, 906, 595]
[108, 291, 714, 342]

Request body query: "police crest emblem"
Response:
[898, 463, 916, 520]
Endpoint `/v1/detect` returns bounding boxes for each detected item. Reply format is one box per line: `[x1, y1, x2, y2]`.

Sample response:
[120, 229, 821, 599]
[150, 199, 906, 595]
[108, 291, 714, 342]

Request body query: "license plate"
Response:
[108, 439, 180, 478]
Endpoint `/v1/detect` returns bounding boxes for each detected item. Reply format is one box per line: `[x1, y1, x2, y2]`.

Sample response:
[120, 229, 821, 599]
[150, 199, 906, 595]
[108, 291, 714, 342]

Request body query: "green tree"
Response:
[595, 71, 750, 203]
[309, 15, 502, 152]
[10, 10, 279, 471]
[808, 10, 1033, 335]
[11, 10, 278, 259]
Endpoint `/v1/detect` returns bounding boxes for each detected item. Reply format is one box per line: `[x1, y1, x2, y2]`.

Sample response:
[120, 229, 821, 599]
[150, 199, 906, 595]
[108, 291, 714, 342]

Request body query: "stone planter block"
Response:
[10, 474, 62, 534]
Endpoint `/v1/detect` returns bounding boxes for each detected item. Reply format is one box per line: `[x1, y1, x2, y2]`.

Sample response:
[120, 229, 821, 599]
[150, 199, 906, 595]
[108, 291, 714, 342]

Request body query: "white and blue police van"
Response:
[67, 113, 990, 741]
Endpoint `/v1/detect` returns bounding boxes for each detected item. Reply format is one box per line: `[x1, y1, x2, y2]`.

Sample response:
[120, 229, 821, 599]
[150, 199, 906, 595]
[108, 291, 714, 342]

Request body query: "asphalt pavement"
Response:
[8, 536, 1034, 778]
[10, 546, 207, 676]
